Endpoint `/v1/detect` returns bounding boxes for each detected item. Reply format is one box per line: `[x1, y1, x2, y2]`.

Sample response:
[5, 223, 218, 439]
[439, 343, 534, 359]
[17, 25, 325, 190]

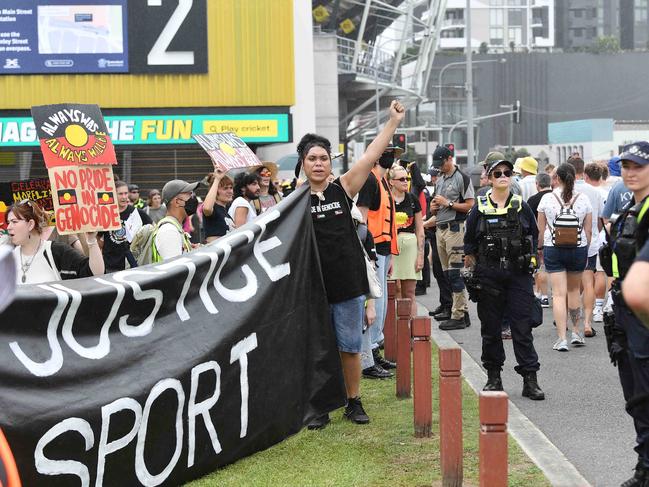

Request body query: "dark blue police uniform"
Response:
[464, 190, 544, 399]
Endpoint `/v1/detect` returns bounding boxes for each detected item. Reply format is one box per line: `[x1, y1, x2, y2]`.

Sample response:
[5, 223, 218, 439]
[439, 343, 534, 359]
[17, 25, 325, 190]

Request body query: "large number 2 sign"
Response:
[129, 0, 207, 73]
[147, 0, 194, 66]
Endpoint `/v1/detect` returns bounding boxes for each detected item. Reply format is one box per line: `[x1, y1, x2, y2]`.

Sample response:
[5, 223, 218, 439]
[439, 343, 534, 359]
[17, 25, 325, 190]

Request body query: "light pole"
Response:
[437, 58, 506, 145]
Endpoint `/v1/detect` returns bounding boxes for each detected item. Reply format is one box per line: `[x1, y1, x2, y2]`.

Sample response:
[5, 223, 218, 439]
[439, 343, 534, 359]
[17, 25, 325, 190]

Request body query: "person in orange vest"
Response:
[357, 146, 401, 377]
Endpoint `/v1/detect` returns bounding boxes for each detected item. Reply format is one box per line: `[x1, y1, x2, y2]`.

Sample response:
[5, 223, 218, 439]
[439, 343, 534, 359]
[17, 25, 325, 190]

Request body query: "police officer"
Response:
[602, 141, 649, 486]
[463, 159, 544, 400]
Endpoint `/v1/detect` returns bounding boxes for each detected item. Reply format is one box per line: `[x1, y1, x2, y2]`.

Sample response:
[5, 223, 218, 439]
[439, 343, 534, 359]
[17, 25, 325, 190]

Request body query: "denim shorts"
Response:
[585, 254, 597, 272]
[542, 245, 588, 273]
[329, 295, 365, 353]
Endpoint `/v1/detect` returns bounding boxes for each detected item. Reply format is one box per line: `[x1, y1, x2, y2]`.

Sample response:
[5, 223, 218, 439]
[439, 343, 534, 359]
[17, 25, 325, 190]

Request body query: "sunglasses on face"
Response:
[393, 177, 408, 182]
[492, 170, 513, 179]
[259, 170, 271, 176]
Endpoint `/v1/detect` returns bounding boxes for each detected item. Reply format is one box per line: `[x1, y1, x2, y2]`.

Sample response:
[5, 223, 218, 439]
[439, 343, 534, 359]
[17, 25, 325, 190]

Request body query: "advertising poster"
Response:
[193, 132, 261, 171]
[0, 178, 53, 232]
[31, 103, 117, 168]
[47, 164, 119, 234]
[0, 0, 128, 74]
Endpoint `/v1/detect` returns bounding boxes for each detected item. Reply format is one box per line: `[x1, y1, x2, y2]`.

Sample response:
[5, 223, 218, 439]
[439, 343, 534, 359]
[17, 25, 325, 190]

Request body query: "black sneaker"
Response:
[362, 365, 393, 379]
[415, 286, 426, 296]
[307, 413, 330, 430]
[432, 309, 452, 321]
[344, 397, 370, 424]
[373, 348, 396, 370]
[439, 318, 467, 330]
[430, 305, 446, 315]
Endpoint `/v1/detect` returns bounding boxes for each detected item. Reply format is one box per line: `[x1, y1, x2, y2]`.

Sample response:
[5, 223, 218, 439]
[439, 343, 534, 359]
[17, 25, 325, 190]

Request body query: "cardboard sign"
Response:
[193, 132, 261, 171]
[0, 178, 54, 232]
[47, 165, 120, 235]
[31, 103, 117, 168]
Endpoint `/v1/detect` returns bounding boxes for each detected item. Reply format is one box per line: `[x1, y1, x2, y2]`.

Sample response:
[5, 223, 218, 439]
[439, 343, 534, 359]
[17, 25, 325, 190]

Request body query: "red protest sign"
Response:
[31, 103, 117, 168]
[193, 132, 261, 171]
[48, 165, 120, 235]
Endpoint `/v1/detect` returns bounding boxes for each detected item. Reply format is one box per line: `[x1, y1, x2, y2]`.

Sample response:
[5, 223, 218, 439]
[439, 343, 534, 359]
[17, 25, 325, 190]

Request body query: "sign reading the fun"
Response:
[47, 165, 120, 234]
[193, 132, 261, 171]
[31, 103, 117, 168]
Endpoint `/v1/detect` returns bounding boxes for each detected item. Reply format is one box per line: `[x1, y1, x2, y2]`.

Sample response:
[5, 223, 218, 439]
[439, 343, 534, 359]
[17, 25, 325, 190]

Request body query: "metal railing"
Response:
[336, 36, 395, 83]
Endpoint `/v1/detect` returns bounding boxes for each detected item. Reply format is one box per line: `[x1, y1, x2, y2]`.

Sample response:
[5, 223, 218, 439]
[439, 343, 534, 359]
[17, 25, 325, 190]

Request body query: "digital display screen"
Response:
[0, 0, 128, 74]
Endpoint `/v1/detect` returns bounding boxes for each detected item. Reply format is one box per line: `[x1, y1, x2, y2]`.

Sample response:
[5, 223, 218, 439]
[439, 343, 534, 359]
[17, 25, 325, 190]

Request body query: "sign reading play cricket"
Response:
[193, 132, 261, 171]
[31, 103, 120, 235]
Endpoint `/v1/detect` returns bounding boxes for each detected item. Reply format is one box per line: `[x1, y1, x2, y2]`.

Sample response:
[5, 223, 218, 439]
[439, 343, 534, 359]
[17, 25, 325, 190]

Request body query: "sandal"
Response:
[585, 327, 597, 338]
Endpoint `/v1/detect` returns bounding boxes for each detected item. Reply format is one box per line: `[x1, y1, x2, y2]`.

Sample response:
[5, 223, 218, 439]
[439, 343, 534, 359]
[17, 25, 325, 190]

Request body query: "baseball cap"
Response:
[620, 142, 649, 166]
[485, 159, 514, 176]
[432, 146, 452, 167]
[479, 151, 505, 168]
[161, 179, 200, 204]
[383, 145, 404, 158]
[128, 184, 139, 191]
[608, 155, 621, 177]
[518, 156, 538, 175]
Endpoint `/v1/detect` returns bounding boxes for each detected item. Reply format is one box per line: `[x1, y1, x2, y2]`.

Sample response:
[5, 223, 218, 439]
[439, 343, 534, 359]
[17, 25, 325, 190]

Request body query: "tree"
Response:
[589, 36, 621, 54]
[503, 147, 530, 161]
[479, 42, 488, 55]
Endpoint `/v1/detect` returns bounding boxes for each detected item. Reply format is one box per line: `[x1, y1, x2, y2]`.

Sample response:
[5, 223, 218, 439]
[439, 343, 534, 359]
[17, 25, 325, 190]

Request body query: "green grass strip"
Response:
[187, 345, 550, 487]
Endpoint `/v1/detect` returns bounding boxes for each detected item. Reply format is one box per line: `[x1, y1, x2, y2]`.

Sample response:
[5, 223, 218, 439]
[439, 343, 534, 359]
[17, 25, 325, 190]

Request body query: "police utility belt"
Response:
[475, 193, 535, 273]
[599, 195, 649, 281]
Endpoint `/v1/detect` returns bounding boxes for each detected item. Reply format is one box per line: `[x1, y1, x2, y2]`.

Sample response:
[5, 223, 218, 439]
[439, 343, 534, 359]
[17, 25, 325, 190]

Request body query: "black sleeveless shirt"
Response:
[311, 180, 369, 303]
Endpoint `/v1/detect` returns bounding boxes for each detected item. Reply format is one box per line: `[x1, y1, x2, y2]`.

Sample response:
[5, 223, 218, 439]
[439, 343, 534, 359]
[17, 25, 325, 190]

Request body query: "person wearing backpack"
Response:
[537, 163, 592, 352]
[154, 179, 200, 261]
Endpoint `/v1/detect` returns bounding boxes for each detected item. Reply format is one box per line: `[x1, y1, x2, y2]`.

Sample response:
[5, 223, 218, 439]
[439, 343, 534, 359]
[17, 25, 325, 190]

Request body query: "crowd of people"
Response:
[4, 102, 649, 486]
[3, 162, 292, 282]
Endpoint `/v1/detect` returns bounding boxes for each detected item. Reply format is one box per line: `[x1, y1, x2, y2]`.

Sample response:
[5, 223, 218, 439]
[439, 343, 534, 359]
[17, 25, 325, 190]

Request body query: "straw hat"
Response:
[250, 161, 278, 180]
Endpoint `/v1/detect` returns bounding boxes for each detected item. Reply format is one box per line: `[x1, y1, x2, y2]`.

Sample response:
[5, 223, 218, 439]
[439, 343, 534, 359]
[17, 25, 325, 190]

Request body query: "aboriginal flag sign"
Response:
[0, 188, 346, 486]
[31, 104, 117, 168]
[193, 132, 261, 171]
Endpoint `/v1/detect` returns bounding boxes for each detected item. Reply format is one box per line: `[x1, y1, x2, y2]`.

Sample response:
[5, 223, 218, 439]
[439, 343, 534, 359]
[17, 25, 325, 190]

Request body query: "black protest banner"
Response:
[0, 186, 346, 486]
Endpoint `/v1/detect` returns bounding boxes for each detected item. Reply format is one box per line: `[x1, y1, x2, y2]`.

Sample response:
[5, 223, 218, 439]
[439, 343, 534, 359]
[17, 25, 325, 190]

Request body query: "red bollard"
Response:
[412, 316, 432, 437]
[383, 280, 397, 362]
[396, 298, 411, 399]
[479, 391, 508, 487]
[439, 347, 462, 487]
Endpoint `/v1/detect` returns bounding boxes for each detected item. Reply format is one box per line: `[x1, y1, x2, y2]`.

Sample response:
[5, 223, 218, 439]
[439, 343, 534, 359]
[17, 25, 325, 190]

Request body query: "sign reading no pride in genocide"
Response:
[0, 188, 346, 486]
[193, 132, 261, 171]
[31, 103, 120, 235]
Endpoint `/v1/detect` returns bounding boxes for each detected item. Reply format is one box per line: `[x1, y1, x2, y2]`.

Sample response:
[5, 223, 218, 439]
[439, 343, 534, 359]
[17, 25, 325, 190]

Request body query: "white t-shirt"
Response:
[575, 180, 604, 256]
[228, 197, 257, 225]
[519, 175, 538, 202]
[13, 240, 60, 285]
[154, 219, 186, 261]
[537, 188, 593, 248]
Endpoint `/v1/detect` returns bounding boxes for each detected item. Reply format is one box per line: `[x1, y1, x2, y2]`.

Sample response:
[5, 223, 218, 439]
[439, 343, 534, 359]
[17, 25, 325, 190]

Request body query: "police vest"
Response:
[475, 191, 532, 270]
[610, 195, 649, 279]
[367, 167, 399, 254]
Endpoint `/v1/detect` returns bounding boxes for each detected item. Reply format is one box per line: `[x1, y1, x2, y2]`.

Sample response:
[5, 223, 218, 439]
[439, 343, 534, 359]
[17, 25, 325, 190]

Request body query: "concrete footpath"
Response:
[417, 287, 637, 487]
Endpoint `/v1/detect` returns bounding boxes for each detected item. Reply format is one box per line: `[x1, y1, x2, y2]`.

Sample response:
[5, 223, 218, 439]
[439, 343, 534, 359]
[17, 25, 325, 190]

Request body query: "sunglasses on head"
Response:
[492, 170, 513, 179]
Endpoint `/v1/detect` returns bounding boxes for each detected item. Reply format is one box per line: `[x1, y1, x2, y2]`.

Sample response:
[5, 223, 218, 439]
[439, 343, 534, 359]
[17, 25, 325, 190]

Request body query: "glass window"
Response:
[508, 27, 522, 44]
[490, 9, 504, 26]
[573, 28, 583, 37]
[490, 27, 504, 45]
[508, 10, 523, 25]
